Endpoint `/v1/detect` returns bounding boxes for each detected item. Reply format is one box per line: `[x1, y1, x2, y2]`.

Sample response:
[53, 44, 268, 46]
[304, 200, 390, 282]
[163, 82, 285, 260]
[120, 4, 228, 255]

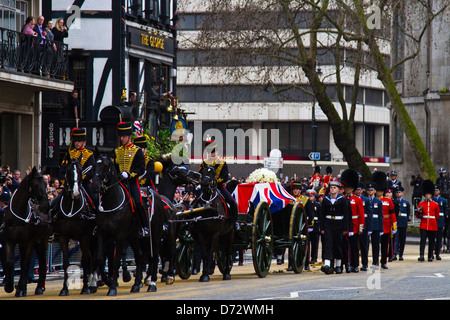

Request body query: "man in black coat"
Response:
[320, 181, 351, 274]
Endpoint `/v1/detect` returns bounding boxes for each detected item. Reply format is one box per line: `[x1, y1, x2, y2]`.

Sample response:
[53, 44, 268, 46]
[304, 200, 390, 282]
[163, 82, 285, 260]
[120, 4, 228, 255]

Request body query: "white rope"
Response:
[8, 189, 33, 223]
[98, 187, 126, 213]
[59, 192, 85, 218]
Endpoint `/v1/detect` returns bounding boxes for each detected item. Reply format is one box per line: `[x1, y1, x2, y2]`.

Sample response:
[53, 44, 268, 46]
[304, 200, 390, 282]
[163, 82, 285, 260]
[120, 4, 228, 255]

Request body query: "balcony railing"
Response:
[0, 26, 69, 80]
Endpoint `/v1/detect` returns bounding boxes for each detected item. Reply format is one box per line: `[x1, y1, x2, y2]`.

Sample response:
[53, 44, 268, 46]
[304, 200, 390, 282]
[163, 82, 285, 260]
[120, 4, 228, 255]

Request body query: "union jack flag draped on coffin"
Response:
[232, 182, 296, 214]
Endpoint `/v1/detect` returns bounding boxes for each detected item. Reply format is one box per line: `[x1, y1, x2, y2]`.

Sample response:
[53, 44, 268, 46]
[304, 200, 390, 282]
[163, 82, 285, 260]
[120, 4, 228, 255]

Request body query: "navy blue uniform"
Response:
[369, 196, 383, 266]
[359, 194, 371, 269]
[394, 197, 410, 259]
[432, 195, 447, 257]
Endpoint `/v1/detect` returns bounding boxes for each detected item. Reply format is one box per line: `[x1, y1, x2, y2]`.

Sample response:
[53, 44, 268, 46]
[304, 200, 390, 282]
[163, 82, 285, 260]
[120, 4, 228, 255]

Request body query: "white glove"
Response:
[121, 172, 129, 179]
[308, 228, 313, 233]
[379, 232, 384, 236]
[368, 231, 372, 236]
[349, 232, 354, 236]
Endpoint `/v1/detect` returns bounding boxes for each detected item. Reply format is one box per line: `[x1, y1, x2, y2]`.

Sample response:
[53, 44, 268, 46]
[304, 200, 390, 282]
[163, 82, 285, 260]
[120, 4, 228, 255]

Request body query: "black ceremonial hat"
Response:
[422, 179, 435, 196]
[371, 171, 387, 191]
[133, 136, 147, 148]
[340, 169, 359, 190]
[71, 128, 86, 142]
[326, 166, 333, 174]
[292, 180, 303, 189]
[117, 122, 133, 136]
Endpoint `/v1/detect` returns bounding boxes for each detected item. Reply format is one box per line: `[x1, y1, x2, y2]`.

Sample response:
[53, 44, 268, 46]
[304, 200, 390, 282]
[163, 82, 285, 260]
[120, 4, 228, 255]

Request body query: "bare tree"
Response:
[180, 0, 448, 181]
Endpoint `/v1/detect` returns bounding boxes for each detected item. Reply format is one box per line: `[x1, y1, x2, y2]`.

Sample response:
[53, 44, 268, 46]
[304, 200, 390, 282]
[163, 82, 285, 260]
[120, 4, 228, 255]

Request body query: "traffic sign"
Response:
[308, 152, 320, 161]
[264, 157, 283, 169]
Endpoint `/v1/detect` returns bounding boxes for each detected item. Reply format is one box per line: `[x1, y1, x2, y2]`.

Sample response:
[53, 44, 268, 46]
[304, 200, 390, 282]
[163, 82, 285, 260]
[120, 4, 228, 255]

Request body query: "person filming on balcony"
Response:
[52, 18, 68, 44]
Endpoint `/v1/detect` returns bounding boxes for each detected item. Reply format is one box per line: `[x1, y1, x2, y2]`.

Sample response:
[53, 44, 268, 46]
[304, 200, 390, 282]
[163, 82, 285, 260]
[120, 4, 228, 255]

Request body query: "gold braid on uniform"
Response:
[63, 148, 93, 180]
[202, 157, 225, 183]
[115, 144, 140, 177]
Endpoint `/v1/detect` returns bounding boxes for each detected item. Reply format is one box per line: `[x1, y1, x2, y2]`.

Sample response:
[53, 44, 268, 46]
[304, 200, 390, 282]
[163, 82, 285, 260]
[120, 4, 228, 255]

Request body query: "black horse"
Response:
[51, 159, 96, 296]
[2, 167, 51, 297]
[190, 166, 234, 282]
[91, 155, 145, 295]
[152, 160, 201, 284]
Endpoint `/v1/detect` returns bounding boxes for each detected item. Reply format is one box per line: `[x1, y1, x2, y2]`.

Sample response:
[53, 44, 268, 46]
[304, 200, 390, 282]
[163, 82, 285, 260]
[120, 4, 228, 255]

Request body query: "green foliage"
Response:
[145, 127, 177, 159]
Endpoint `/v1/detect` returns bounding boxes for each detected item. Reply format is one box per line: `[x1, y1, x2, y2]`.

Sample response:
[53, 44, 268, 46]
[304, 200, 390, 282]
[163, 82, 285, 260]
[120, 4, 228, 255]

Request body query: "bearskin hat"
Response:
[326, 166, 333, 174]
[314, 166, 320, 174]
[422, 179, 435, 196]
[340, 169, 359, 190]
[371, 171, 387, 191]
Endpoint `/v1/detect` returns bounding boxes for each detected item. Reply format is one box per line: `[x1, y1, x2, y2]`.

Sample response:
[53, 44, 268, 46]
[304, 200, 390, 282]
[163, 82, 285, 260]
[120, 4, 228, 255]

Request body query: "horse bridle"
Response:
[94, 158, 123, 193]
[64, 161, 82, 196]
[94, 158, 128, 213]
[8, 177, 49, 224]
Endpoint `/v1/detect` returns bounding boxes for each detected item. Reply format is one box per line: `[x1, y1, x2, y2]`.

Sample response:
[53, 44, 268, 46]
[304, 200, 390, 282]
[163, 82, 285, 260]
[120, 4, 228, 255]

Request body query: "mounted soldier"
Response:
[199, 139, 239, 230]
[133, 135, 162, 190]
[112, 122, 148, 237]
[58, 128, 97, 209]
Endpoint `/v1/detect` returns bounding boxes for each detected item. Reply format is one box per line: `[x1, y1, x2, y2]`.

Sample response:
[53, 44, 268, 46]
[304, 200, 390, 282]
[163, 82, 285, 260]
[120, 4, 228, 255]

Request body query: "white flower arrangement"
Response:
[246, 168, 279, 183]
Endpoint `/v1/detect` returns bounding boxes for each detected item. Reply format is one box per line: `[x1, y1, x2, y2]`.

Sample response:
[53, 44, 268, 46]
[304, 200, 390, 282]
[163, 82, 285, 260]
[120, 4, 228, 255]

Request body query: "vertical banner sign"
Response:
[41, 110, 60, 167]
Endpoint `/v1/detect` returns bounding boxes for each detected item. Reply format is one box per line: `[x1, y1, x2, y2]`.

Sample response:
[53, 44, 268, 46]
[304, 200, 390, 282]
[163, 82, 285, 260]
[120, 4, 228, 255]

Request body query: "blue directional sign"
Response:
[308, 152, 320, 161]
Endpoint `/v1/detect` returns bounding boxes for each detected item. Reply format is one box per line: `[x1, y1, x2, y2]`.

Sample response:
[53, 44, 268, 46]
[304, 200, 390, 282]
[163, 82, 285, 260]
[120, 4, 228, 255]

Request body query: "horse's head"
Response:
[201, 166, 217, 194]
[25, 167, 50, 218]
[92, 156, 116, 194]
[167, 165, 190, 185]
[65, 159, 83, 198]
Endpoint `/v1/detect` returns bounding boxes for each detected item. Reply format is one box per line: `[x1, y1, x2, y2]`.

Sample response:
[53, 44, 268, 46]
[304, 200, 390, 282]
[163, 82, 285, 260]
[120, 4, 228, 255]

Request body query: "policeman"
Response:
[394, 186, 410, 260]
[133, 136, 162, 190]
[436, 168, 449, 201]
[387, 170, 402, 190]
[59, 128, 97, 207]
[320, 180, 351, 274]
[113, 122, 148, 237]
[432, 184, 447, 260]
[355, 181, 371, 271]
[366, 182, 383, 268]
[417, 180, 440, 261]
[341, 169, 364, 273]
[199, 139, 239, 230]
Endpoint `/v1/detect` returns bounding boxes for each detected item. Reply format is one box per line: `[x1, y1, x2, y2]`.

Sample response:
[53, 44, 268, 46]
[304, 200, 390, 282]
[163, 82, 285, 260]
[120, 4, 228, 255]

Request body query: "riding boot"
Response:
[136, 204, 149, 238]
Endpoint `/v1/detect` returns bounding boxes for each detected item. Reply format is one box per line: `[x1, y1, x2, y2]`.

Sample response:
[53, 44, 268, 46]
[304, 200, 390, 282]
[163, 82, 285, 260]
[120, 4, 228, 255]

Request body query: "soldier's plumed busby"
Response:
[340, 168, 359, 190]
[422, 179, 435, 196]
[371, 171, 387, 191]
[117, 122, 133, 136]
[71, 128, 86, 142]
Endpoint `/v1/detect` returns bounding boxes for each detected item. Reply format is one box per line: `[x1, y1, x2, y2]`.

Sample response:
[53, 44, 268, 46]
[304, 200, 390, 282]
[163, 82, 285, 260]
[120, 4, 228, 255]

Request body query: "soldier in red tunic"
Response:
[341, 169, 365, 273]
[417, 179, 440, 261]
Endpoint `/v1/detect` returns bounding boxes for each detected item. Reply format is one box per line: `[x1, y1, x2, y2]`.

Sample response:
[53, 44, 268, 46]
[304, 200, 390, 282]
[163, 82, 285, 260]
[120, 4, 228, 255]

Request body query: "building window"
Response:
[71, 59, 87, 119]
[393, 116, 402, 159]
[263, 122, 330, 158]
[364, 124, 375, 157]
[0, 0, 28, 32]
